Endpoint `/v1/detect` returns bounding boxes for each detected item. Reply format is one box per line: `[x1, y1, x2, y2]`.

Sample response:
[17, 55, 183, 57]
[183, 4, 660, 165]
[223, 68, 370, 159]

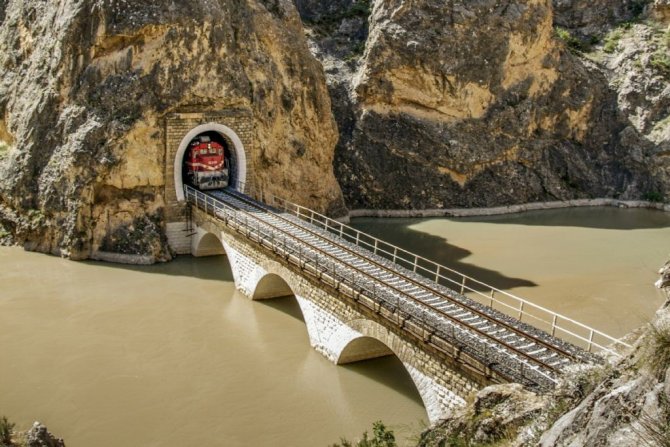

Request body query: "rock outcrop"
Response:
[301, 0, 669, 211]
[24, 422, 65, 447]
[0, 0, 344, 261]
[596, 20, 670, 197]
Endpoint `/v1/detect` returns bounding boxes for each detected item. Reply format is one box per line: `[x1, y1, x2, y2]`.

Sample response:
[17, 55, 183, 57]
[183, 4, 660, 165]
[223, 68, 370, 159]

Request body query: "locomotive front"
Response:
[185, 135, 230, 190]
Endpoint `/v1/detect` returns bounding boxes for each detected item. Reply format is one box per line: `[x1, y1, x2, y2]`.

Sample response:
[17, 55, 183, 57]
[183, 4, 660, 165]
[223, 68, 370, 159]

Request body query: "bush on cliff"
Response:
[331, 421, 397, 447]
[0, 417, 16, 446]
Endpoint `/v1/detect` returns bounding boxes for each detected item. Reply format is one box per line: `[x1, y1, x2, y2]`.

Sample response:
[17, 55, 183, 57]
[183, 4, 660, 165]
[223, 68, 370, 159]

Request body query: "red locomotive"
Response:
[185, 135, 229, 190]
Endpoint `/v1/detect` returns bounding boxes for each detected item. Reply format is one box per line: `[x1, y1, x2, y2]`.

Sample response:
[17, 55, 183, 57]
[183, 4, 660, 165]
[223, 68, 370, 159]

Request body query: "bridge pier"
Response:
[190, 209, 480, 423]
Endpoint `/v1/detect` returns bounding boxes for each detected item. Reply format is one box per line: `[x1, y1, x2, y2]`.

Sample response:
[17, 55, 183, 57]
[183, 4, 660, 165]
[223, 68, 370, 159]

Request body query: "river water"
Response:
[1, 207, 669, 446]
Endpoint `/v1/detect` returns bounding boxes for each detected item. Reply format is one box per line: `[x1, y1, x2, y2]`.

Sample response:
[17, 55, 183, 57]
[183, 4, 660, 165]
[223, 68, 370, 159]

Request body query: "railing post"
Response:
[551, 315, 558, 337]
[587, 330, 594, 352]
[489, 290, 495, 308]
[413, 256, 418, 273]
[434, 265, 441, 283]
[460, 276, 466, 294]
[392, 247, 397, 263]
[518, 301, 524, 320]
[373, 239, 378, 255]
[339, 223, 344, 238]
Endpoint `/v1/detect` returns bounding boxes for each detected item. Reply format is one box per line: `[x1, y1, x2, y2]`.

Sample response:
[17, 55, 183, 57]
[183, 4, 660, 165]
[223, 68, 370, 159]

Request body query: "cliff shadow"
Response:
[81, 254, 235, 282]
[350, 218, 537, 291]
[260, 295, 306, 323]
[341, 355, 426, 407]
[453, 207, 670, 230]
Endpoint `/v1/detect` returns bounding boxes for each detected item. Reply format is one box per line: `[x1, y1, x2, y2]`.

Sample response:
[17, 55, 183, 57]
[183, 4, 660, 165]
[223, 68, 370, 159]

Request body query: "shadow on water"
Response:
[342, 356, 425, 406]
[260, 295, 306, 323]
[351, 218, 537, 291]
[80, 254, 235, 282]
[452, 206, 670, 230]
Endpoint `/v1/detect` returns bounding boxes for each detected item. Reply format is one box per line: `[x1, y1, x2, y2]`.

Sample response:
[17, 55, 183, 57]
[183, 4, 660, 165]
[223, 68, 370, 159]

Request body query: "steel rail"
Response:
[239, 183, 630, 357]
[186, 186, 563, 388]
[219, 187, 585, 364]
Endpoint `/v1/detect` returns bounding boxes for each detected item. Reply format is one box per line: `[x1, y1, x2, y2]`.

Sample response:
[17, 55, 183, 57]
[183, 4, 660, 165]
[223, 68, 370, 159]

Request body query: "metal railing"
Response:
[185, 185, 562, 389]
[233, 182, 631, 358]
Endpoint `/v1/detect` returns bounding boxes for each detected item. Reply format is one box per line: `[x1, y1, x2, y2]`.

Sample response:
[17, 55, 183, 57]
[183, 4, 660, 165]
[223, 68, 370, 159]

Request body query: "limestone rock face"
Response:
[602, 22, 670, 196]
[0, 0, 344, 261]
[301, 0, 665, 211]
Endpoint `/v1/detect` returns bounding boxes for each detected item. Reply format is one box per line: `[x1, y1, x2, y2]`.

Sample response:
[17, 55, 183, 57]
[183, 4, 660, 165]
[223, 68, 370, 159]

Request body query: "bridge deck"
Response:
[186, 186, 597, 391]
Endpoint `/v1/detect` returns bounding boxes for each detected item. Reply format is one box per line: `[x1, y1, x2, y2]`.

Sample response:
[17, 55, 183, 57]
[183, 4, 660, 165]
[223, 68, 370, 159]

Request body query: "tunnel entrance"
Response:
[181, 131, 236, 191]
[173, 122, 248, 202]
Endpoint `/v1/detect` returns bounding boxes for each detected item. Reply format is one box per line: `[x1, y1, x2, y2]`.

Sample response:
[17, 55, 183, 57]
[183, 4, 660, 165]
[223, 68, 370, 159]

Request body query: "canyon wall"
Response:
[0, 0, 344, 261]
[302, 0, 669, 210]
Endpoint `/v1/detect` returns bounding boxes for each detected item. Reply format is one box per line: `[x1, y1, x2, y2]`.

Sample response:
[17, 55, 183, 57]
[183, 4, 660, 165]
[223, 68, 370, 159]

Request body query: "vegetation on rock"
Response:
[331, 421, 397, 447]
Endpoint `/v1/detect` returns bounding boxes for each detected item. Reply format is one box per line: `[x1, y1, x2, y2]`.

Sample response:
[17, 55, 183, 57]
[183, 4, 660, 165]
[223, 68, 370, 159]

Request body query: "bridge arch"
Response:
[192, 230, 226, 258]
[174, 123, 248, 201]
[329, 318, 465, 422]
[251, 273, 295, 300]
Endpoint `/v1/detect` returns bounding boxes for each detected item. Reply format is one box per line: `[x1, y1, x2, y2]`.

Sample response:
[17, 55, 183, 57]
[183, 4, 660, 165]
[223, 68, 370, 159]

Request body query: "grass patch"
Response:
[603, 28, 624, 53]
[643, 323, 670, 378]
[650, 51, 670, 76]
[634, 394, 670, 447]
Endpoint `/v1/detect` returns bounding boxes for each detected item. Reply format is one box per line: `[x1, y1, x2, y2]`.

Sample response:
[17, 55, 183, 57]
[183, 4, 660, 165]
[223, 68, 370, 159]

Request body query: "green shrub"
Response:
[332, 421, 397, 447]
[643, 191, 664, 202]
[555, 27, 585, 52]
[346, 0, 371, 18]
[650, 51, 670, 77]
[0, 416, 15, 446]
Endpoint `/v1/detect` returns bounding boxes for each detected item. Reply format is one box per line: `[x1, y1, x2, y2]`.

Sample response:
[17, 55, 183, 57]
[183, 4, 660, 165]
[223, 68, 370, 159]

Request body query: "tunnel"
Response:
[174, 123, 248, 202]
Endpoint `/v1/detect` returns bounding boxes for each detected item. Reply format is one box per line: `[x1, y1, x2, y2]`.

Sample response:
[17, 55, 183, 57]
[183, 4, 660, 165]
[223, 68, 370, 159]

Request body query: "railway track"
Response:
[190, 186, 593, 390]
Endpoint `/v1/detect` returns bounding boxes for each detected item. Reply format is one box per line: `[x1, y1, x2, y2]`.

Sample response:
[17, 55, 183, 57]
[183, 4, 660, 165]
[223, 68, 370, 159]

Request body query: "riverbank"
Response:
[348, 199, 670, 219]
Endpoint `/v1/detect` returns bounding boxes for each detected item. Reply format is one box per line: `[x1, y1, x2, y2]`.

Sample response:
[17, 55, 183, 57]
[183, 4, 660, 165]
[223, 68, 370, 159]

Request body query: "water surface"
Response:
[0, 249, 426, 447]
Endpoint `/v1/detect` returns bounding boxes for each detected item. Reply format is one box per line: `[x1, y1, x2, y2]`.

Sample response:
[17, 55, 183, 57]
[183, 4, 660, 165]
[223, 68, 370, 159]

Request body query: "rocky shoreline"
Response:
[1, 420, 64, 447]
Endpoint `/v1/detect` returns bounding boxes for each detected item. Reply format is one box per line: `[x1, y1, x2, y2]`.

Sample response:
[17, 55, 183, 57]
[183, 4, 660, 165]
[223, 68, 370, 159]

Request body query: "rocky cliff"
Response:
[0, 0, 344, 261]
[301, 0, 670, 210]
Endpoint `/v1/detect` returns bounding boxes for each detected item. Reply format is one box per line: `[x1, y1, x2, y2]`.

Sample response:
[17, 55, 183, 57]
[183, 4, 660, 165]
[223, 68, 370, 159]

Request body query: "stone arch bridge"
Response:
[162, 116, 628, 422]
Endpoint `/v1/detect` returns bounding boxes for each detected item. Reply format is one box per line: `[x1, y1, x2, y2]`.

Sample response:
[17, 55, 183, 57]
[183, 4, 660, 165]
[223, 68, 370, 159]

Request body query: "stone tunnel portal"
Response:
[173, 123, 248, 202]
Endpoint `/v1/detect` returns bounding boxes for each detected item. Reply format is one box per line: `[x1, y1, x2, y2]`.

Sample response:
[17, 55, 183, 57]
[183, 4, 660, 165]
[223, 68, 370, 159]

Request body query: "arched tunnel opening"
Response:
[181, 131, 237, 191]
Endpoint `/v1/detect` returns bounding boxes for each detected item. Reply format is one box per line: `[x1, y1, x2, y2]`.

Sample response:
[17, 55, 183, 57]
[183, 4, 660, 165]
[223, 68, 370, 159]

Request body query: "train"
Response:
[185, 135, 229, 190]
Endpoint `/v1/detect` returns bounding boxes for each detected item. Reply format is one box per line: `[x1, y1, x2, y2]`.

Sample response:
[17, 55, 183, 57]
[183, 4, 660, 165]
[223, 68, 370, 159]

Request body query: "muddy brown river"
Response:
[1, 206, 668, 446]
